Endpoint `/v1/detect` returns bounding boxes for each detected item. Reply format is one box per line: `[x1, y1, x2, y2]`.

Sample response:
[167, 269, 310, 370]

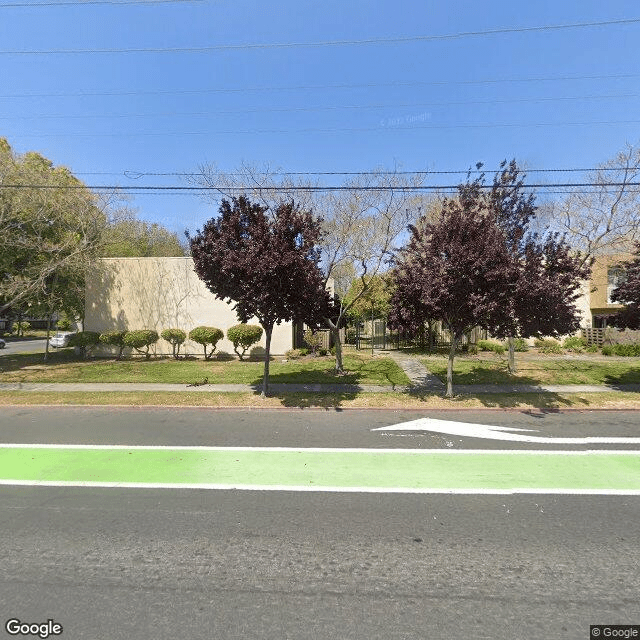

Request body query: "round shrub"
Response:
[189, 326, 224, 360]
[56, 317, 72, 332]
[227, 324, 263, 361]
[477, 339, 506, 355]
[99, 330, 127, 359]
[563, 336, 587, 353]
[534, 338, 563, 355]
[123, 329, 159, 359]
[303, 328, 323, 355]
[512, 338, 529, 352]
[12, 321, 31, 336]
[69, 331, 100, 359]
[161, 328, 187, 359]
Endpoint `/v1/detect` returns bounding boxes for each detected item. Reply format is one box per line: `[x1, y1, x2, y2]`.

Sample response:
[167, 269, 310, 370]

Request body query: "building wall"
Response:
[85, 257, 294, 356]
[589, 253, 630, 323]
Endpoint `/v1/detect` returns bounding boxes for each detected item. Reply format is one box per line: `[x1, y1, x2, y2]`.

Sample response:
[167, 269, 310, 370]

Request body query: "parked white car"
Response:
[49, 332, 76, 348]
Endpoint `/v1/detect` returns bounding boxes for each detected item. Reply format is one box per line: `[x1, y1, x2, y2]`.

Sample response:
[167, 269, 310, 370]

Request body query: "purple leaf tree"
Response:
[188, 196, 328, 397]
[390, 181, 517, 397]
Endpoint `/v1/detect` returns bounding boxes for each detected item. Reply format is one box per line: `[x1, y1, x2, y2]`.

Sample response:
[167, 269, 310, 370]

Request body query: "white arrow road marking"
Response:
[372, 417, 640, 444]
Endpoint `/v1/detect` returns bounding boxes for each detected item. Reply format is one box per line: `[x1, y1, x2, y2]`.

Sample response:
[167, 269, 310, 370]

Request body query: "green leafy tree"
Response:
[0, 138, 106, 317]
[344, 274, 392, 321]
[101, 209, 186, 257]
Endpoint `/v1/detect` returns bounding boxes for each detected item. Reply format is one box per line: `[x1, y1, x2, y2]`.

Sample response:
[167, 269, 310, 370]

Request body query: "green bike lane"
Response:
[2, 444, 640, 494]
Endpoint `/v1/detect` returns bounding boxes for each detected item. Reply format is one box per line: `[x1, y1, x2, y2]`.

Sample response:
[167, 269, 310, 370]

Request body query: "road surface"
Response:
[1, 407, 639, 640]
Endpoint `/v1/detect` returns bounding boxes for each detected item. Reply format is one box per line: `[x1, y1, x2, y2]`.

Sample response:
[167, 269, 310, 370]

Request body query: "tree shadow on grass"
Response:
[246, 356, 406, 388]
[603, 367, 640, 387]
[247, 363, 365, 387]
[429, 363, 542, 386]
[0, 349, 78, 374]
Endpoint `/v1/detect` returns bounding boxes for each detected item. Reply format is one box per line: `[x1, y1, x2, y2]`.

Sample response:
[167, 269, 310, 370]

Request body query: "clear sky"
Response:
[1, 0, 639, 236]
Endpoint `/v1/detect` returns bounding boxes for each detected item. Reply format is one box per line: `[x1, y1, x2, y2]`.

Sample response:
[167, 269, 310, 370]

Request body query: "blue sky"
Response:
[1, 0, 639, 236]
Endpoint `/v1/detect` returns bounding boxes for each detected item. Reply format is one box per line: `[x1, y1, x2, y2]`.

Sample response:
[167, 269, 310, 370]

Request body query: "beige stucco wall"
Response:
[573, 278, 592, 329]
[589, 254, 629, 313]
[85, 257, 294, 356]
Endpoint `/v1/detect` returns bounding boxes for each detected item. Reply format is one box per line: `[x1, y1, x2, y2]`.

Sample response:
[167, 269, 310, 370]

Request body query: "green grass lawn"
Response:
[423, 355, 640, 385]
[0, 350, 410, 386]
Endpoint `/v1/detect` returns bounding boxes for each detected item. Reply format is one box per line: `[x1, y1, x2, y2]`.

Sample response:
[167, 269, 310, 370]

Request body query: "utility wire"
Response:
[74, 167, 638, 177]
[3, 93, 636, 120]
[3, 182, 640, 192]
[11, 118, 640, 137]
[1, 17, 639, 54]
[0, 0, 202, 6]
[3, 73, 638, 98]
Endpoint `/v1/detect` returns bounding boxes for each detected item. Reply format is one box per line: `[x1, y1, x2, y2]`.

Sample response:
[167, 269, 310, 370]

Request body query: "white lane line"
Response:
[1, 444, 639, 454]
[1, 479, 640, 494]
[372, 417, 640, 444]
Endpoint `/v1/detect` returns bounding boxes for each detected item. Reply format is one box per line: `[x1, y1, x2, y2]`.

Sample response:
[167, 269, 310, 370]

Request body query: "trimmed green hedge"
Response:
[188, 326, 224, 360]
[227, 324, 263, 361]
[69, 331, 101, 358]
[123, 329, 159, 359]
[161, 328, 187, 359]
[99, 330, 127, 359]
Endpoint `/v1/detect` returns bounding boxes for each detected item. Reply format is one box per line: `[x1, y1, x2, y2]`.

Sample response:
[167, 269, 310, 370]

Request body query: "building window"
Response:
[607, 268, 626, 305]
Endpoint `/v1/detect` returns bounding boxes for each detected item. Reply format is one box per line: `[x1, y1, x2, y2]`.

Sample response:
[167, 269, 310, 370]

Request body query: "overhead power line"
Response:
[3, 181, 640, 193]
[11, 118, 640, 138]
[0, 0, 201, 6]
[1, 17, 639, 54]
[3, 93, 636, 121]
[74, 167, 636, 178]
[3, 73, 638, 99]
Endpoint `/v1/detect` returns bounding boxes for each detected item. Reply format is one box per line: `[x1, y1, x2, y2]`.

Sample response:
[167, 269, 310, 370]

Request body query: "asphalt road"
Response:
[1, 407, 639, 639]
[0, 338, 47, 355]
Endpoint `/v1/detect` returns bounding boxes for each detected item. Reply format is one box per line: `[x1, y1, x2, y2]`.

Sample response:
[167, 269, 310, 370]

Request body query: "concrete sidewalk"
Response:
[1, 381, 640, 394]
[2, 351, 639, 395]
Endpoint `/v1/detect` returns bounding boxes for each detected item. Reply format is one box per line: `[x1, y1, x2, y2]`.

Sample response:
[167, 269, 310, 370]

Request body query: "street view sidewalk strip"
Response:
[1, 382, 640, 393]
[1, 446, 640, 494]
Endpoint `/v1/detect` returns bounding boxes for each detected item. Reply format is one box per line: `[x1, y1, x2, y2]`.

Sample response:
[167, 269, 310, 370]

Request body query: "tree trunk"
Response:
[261, 323, 273, 398]
[43, 314, 52, 363]
[507, 335, 517, 374]
[325, 318, 344, 373]
[446, 334, 459, 398]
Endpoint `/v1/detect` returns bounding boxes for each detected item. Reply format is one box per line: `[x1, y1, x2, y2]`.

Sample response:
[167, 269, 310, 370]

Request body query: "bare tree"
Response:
[547, 142, 640, 261]
[316, 170, 426, 371]
[190, 163, 430, 372]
